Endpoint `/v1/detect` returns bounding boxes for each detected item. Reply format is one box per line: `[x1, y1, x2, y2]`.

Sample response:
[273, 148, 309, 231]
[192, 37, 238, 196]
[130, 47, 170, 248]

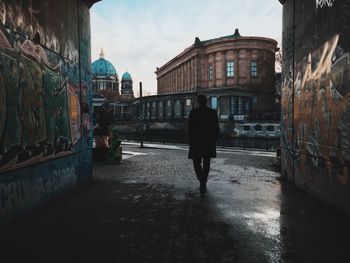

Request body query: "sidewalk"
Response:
[122, 140, 277, 157]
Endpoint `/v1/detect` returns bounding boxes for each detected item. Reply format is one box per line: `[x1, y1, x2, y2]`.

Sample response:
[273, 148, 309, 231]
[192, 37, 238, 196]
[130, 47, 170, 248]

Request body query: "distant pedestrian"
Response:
[188, 94, 220, 195]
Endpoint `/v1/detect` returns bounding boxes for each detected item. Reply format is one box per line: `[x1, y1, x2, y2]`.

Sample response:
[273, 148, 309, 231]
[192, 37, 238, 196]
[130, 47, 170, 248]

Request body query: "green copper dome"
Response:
[122, 71, 132, 80]
[91, 49, 117, 77]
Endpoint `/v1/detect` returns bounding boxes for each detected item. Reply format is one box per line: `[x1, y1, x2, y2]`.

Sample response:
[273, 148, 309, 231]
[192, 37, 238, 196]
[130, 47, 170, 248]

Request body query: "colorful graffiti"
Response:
[0, 22, 91, 173]
[0, 0, 94, 226]
[281, 0, 350, 213]
[281, 34, 350, 185]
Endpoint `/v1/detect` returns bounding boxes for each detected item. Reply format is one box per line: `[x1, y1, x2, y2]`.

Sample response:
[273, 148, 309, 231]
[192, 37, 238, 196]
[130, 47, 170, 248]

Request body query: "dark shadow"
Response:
[0, 180, 238, 263]
[279, 182, 350, 262]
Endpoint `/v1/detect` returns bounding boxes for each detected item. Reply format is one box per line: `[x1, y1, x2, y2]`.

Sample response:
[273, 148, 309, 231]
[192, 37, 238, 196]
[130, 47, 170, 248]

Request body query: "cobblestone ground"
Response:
[1, 144, 349, 263]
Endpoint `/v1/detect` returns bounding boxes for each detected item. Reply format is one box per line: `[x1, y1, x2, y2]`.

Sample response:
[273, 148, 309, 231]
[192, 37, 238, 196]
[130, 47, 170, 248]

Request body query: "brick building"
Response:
[155, 29, 278, 121]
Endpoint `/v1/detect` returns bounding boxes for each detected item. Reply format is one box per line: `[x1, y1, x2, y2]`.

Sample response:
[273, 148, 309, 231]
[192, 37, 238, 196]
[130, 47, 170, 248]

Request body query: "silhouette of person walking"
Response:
[188, 94, 220, 195]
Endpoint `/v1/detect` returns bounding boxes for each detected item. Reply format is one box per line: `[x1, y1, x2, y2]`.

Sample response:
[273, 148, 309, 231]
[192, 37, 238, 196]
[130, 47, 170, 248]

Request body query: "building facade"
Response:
[155, 29, 278, 121]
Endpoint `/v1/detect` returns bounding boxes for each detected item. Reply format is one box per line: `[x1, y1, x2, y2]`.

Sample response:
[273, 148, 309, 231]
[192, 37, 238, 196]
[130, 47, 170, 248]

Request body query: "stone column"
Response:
[213, 53, 217, 86]
[177, 66, 180, 92]
[181, 62, 186, 91]
[194, 56, 198, 90]
[161, 77, 163, 93]
[169, 73, 171, 93]
[172, 69, 174, 93]
[192, 57, 196, 89]
[186, 62, 189, 91]
[190, 59, 193, 90]
[236, 50, 239, 85]
[173, 69, 176, 93]
[159, 76, 162, 94]
[168, 71, 171, 93]
[189, 60, 192, 91]
[181, 64, 184, 92]
[166, 72, 169, 93]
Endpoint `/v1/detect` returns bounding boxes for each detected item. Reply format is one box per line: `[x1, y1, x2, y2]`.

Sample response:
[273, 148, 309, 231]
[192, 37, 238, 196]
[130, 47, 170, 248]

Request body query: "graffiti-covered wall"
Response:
[281, 0, 350, 214]
[0, 0, 96, 225]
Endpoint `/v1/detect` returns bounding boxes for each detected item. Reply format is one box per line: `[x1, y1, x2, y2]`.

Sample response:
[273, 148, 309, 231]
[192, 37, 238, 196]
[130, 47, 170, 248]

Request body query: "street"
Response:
[0, 143, 349, 263]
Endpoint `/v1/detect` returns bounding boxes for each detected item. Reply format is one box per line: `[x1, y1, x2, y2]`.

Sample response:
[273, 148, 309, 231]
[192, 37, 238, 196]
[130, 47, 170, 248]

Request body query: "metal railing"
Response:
[118, 130, 279, 152]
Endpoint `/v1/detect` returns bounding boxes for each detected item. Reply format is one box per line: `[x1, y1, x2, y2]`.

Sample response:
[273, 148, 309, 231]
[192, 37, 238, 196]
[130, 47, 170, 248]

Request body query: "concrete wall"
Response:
[0, 0, 95, 225]
[281, 0, 350, 214]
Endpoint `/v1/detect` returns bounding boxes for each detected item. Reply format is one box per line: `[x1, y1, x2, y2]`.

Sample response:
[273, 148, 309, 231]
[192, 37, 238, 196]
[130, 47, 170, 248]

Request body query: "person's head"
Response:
[197, 94, 207, 107]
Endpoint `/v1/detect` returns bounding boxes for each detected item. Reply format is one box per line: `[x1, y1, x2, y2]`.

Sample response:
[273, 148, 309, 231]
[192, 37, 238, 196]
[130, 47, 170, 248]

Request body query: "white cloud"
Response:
[91, 0, 282, 96]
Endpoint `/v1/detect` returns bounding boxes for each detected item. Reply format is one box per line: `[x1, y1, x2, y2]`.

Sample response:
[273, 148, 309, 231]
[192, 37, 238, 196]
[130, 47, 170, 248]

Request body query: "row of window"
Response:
[242, 124, 276, 132]
[208, 61, 258, 80]
[141, 99, 191, 120]
[93, 81, 117, 91]
[209, 96, 252, 120]
[234, 123, 281, 137]
[131, 96, 253, 121]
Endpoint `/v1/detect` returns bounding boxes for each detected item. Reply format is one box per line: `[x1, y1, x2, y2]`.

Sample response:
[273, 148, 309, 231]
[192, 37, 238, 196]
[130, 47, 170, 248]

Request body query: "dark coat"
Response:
[188, 106, 220, 159]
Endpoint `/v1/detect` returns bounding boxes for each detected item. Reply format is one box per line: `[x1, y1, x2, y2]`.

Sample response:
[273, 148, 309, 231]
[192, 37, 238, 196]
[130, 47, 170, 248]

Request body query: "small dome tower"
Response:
[121, 70, 134, 97]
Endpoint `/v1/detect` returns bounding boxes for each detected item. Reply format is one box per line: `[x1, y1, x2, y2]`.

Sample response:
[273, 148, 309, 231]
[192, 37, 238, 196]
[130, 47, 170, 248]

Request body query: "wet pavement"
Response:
[0, 143, 349, 263]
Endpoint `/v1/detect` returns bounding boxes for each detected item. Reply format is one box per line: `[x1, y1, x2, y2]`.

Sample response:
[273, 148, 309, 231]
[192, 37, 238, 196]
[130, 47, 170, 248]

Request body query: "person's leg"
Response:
[192, 158, 203, 181]
[202, 157, 211, 182]
[193, 158, 206, 195]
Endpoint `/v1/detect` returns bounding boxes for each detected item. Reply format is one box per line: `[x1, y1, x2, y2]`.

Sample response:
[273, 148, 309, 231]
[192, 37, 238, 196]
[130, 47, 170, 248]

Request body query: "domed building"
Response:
[91, 49, 134, 120]
[91, 49, 119, 101]
[121, 71, 134, 97]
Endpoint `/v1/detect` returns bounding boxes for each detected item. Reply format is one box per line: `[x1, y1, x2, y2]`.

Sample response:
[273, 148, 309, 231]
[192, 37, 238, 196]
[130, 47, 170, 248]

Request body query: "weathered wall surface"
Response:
[281, 0, 350, 214]
[0, 0, 93, 225]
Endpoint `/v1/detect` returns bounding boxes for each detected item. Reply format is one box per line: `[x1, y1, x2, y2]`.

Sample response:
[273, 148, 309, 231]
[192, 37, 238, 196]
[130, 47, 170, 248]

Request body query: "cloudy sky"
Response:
[91, 0, 282, 96]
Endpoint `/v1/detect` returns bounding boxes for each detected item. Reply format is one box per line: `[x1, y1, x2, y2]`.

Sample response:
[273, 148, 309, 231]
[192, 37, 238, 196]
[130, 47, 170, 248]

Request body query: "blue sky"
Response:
[91, 0, 282, 96]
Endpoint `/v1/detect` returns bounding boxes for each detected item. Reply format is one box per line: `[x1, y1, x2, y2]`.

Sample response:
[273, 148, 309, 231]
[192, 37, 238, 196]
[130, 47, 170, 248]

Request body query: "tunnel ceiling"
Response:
[84, 0, 102, 8]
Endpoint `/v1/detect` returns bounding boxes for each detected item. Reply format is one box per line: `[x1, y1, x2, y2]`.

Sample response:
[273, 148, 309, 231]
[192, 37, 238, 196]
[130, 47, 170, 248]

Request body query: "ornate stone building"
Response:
[91, 50, 134, 119]
[155, 29, 278, 120]
[91, 49, 120, 101]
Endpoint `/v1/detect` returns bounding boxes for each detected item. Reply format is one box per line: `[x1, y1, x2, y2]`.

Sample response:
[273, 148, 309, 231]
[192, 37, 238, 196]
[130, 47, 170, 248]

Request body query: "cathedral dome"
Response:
[91, 49, 117, 77]
[122, 71, 132, 80]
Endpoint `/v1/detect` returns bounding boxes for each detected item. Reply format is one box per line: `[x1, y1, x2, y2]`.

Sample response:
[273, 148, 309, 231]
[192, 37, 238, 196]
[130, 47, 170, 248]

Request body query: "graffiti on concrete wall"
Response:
[0, 23, 91, 173]
[0, 164, 77, 222]
[0, 0, 94, 226]
[281, 33, 350, 186]
[316, 0, 335, 8]
[0, 0, 80, 62]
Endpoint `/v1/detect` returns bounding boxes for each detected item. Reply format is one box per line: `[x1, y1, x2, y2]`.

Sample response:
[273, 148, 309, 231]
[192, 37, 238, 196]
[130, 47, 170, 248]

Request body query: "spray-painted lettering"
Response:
[316, 0, 335, 8]
[0, 166, 77, 220]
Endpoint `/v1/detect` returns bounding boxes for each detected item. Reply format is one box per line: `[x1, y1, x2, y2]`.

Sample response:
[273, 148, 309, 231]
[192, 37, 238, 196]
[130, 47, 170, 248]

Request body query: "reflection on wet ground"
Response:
[0, 144, 349, 262]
